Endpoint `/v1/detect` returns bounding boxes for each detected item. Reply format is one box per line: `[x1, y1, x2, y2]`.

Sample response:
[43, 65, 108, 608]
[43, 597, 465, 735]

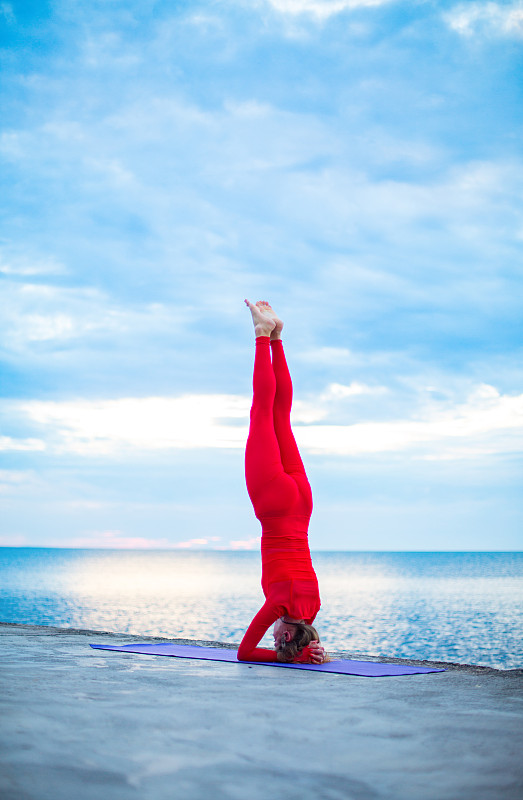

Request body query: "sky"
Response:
[1, 0, 522, 550]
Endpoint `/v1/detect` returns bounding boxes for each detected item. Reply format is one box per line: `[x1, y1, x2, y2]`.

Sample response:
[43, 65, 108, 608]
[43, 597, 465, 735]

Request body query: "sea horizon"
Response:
[2, 546, 521, 552]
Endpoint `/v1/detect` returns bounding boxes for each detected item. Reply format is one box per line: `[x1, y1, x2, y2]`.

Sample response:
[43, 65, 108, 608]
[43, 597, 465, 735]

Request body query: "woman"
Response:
[237, 300, 326, 665]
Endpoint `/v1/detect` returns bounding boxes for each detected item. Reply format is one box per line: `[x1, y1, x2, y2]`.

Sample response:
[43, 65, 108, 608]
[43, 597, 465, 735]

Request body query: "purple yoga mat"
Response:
[90, 643, 446, 676]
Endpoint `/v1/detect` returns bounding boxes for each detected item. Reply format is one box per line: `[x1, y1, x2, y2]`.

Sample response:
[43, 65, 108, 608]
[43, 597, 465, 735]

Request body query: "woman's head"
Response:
[273, 617, 320, 663]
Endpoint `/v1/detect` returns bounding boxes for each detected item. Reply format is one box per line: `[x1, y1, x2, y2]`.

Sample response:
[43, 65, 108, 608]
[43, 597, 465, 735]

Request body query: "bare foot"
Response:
[244, 299, 276, 338]
[255, 300, 283, 340]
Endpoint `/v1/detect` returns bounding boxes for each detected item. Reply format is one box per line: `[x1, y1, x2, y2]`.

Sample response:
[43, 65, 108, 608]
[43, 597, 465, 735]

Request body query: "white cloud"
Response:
[0, 469, 44, 496]
[0, 130, 30, 160]
[266, 0, 394, 20]
[276, 159, 523, 255]
[4, 383, 522, 460]
[0, 253, 66, 276]
[322, 382, 387, 399]
[21, 313, 77, 342]
[445, 1, 523, 38]
[228, 535, 261, 550]
[0, 436, 45, 452]
[0, 469, 32, 484]
[0, 4, 16, 24]
[1, 284, 110, 349]
[0, 281, 194, 352]
[15, 394, 250, 454]
[67, 530, 178, 549]
[296, 346, 354, 365]
[294, 382, 388, 422]
[83, 155, 136, 189]
[63, 530, 222, 549]
[173, 537, 222, 549]
[295, 384, 523, 456]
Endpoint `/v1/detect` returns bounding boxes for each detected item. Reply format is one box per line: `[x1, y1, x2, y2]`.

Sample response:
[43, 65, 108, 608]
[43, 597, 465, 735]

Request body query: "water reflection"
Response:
[1, 549, 522, 669]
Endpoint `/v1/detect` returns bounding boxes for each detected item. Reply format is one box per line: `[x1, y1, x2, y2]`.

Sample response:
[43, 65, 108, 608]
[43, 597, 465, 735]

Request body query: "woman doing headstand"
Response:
[237, 300, 325, 665]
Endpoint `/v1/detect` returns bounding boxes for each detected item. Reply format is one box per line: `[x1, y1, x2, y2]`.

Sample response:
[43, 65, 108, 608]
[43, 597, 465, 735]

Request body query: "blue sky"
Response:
[1, 0, 522, 550]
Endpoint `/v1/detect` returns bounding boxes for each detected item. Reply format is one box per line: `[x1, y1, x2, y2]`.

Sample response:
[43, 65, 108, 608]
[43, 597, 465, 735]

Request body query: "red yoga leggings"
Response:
[237, 336, 320, 662]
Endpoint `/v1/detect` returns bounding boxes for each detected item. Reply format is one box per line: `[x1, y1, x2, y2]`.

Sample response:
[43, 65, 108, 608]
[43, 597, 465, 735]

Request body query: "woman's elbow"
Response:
[236, 645, 250, 662]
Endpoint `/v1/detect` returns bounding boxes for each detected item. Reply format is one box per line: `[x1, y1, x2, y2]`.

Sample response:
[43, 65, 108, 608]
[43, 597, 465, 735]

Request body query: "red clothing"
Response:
[237, 337, 320, 663]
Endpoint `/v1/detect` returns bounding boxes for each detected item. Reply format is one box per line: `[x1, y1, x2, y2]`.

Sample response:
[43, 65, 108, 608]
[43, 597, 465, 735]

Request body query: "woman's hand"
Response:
[307, 640, 326, 664]
[294, 640, 326, 664]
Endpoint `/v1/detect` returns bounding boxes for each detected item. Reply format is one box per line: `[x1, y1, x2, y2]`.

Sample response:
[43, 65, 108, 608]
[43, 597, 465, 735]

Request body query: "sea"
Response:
[1, 548, 522, 669]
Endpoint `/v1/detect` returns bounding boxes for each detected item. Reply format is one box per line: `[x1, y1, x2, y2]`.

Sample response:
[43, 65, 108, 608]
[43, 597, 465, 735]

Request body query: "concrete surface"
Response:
[0, 623, 522, 800]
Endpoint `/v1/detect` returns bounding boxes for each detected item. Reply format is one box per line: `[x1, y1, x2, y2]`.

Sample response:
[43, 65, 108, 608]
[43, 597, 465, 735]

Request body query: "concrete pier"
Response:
[1, 623, 522, 800]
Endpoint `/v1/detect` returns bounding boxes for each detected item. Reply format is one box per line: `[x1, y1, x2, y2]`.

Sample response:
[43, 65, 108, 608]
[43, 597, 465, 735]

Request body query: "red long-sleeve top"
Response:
[236, 513, 321, 662]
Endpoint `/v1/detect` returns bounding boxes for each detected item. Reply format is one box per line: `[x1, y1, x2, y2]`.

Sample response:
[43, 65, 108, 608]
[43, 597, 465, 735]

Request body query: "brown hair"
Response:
[276, 621, 321, 663]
